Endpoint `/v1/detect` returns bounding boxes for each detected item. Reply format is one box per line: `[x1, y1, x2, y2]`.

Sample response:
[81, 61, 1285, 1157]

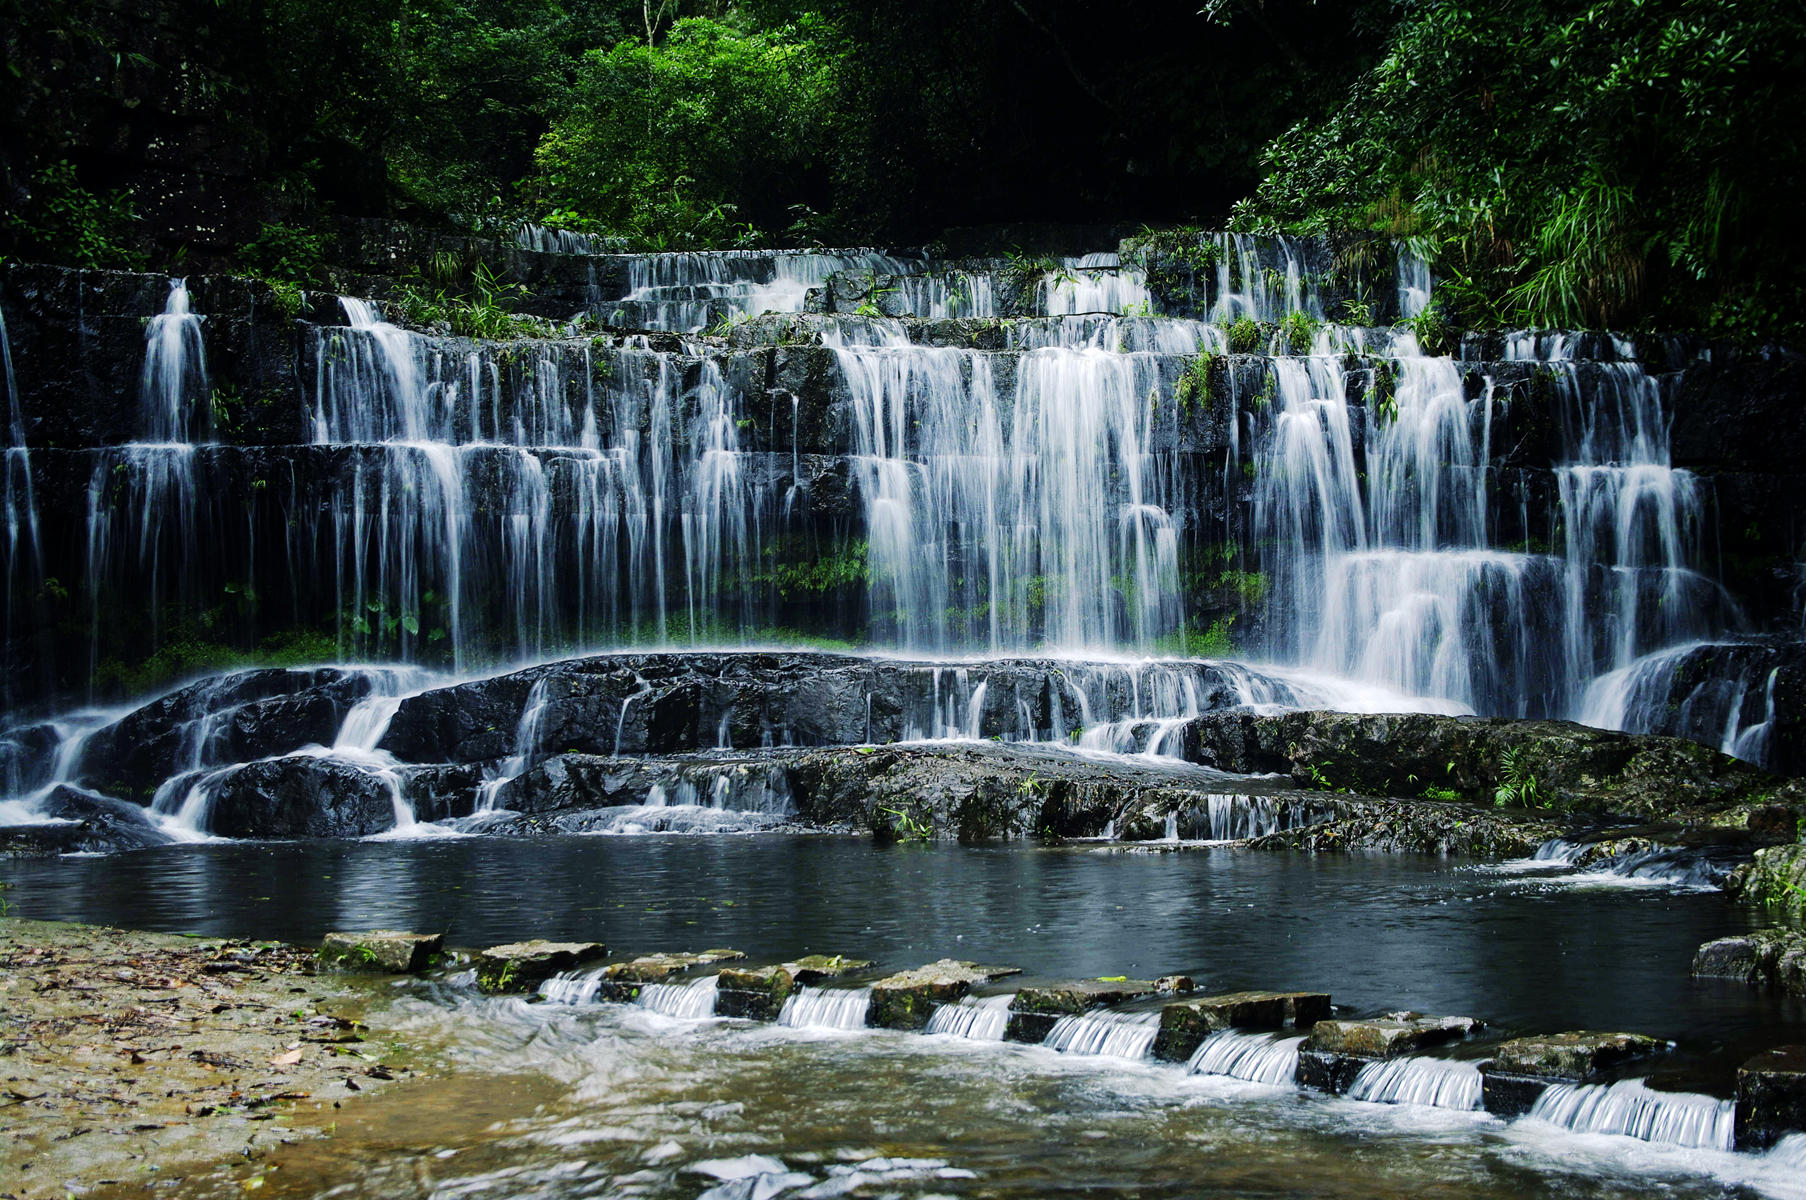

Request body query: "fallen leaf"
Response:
[269, 1050, 302, 1067]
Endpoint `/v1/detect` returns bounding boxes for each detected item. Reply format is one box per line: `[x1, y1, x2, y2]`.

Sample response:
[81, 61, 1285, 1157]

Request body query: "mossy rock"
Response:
[318, 930, 443, 974]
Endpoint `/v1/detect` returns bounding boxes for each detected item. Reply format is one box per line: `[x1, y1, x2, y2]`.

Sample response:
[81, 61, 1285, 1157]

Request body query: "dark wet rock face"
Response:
[201, 756, 399, 839]
[0, 785, 174, 854]
[1693, 929, 1806, 994]
[1184, 709, 1791, 827]
[75, 668, 377, 801]
[1736, 1044, 1806, 1150]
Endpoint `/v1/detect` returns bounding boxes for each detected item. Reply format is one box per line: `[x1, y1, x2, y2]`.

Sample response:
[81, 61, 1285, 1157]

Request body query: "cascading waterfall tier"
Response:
[3, 230, 1792, 782]
[1528, 1079, 1735, 1151]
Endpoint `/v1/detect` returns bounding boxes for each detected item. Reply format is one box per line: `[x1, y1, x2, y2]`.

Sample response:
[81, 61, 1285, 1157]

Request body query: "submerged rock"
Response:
[1153, 990, 1331, 1063]
[475, 939, 607, 994]
[870, 960, 1022, 1031]
[318, 930, 443, 973]
[1693, 928, 1806, 993]
[1735, 1044, 1806, 1150]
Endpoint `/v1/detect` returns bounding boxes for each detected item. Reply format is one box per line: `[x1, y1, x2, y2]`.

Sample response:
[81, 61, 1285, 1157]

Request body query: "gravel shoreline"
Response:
[0, 918, 421, 1199]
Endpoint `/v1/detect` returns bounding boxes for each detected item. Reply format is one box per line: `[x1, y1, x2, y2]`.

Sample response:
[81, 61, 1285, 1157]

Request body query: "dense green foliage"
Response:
[532, 15, 843, 246]
[2, 0, 1798, 337]
[1233, 0, 1806, 339]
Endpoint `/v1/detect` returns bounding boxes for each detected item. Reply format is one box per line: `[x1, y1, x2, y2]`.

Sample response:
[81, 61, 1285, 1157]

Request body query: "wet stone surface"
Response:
[474, 940, 607, 994]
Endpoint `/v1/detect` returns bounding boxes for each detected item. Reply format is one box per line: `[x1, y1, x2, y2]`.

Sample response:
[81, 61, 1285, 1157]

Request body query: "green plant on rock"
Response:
[1493, 747, 1546, 808]
[1174, 349, 1217, 415]
[1280, 310, 1318, 354]
[1224, 315, 1262, 354]
[878, 805, 930, 842]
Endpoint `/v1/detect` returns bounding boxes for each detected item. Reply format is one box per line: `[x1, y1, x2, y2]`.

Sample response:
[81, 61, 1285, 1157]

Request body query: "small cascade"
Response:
[476, 678, 552, 811]
[826, 316, 1181, 652]
[777, 986, 873, 1030]
[2, 301, 44, 709]
[1581, 643, 1785, 770]
[1528, 1079, 1734, 1151]
[1041, 264, 1151, 317]
[1186, 1030, 1305, 1085]
[923, 994, 1015, 1041]
[1524, 836, 1728, 888]
[637, 974, 722, 1020]
[607, 249, 907, 332]
[140, 279, 209, 443]
[515, 224, 619, 256]
[538, 967, 609, 1005]
[1041, 1010, 1161, 1059]
[1347, 1056, 1483, 1110]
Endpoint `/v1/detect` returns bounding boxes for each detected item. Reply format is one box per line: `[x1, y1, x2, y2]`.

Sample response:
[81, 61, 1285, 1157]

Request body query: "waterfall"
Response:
[2, 301, 44, 710]
[827, 320, 1181, 651]
[1186, 1031, 1305, 1085]
[1041, 1010, 1161, 1058]
[476, 678, 552, 811]
[777, 986, 873, 1030]
[1347, 1056, 1484, 1110]
[1528, 1079, 1734, 1151]
[539, 967, 609, 1005]
[923, 994, 1015, 1041]
[140, 279, 210, 444]
[637, 974, 722, 1019]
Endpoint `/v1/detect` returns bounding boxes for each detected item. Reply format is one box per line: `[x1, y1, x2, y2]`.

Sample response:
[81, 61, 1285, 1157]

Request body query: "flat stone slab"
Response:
[715, 964, 799, 1021]
[1736, 1044, 1806, 1150]
[789, 954, 874, 984]
[870, 959, 1022, 1030]
[1304, 1012, 1481, 1059]
[1014, 979, 1162, 1014]
[601, 949, 747, 983]
[1155, 991, 1332, 1062]
[475, 939, 608, 993]
[318, 930, 442, 974]
[1486, 1030, 1664, 1080]
[1694, 929, 1806, 994]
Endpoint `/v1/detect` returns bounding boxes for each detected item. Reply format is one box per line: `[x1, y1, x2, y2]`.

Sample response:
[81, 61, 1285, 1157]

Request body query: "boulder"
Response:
[202, 756, 400, 838]
[869, 960, 1022, 1031]
[1154, 991, 1332, 1063]
[475, 939, 607, 994]
[34, 785, 172, 853]
[1693, 928, 1806, 993]
[319, 930, 443, 973]
[1479, 1030, 1668, 1117]
[1736, 1045, 1806, 1150]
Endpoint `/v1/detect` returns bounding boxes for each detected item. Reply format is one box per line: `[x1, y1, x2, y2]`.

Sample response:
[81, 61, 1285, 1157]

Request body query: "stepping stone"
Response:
[716, 955, 874, 1021]
[1155, 990, 1332, 1063]
[869, 959, 1021, 1031]
[318, 930, 443, 974]
[475, 939, 607, 994]
[1736, 1044, 1806, 1150]
[1298, 1011, 1481, 1094]
[1479, 1030, 1667, 1116]
[1006, 978, 1165, 1043]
